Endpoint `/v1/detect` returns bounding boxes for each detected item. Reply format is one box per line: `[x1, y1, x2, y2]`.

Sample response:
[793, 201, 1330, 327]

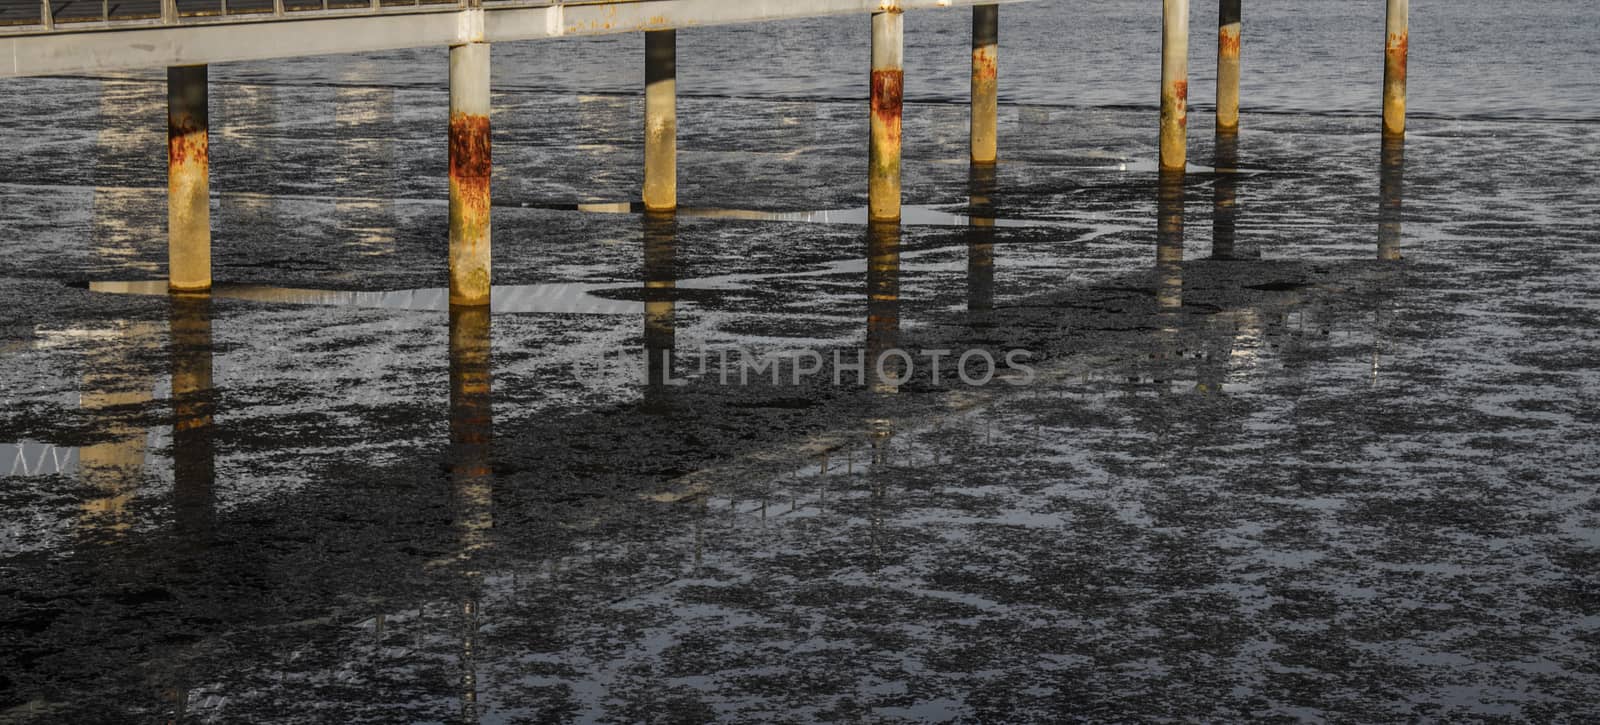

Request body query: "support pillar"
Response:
[449, 42, 492, 307]
[1159, 0, 1190, 171]
[1216, 0, 1240, 134]
[643, 30, 677, 212]
[869, 8, 904, 222]
[1383, 0, 1408, 138]
[168, 65, 211, 293]
[970, 5, 999, 165]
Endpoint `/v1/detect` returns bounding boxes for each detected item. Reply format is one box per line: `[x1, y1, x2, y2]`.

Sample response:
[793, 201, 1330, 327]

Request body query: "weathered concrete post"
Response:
[168, 65, 211, 293]
[870, 6, 905, 222]
[449, 42, 492, 307]
[970, 5, 999, 165]
[1379, 135, 1404, 260]
[1383, 0, 1408, 137]
[644, 30, 678, 212]
[1160, 0, 1190, 171]
[1216, 0, 1241, 134]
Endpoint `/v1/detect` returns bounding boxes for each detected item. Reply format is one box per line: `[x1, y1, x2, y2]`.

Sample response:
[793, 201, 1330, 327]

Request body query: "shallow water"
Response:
[2, 1, 1600, 722]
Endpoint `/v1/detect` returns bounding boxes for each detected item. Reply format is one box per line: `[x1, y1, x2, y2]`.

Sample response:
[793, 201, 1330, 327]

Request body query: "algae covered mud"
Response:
[2, 1, 1599, 721]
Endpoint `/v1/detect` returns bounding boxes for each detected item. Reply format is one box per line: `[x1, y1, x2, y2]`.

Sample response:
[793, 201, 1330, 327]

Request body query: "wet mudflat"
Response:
[4, 4, 1600, 723]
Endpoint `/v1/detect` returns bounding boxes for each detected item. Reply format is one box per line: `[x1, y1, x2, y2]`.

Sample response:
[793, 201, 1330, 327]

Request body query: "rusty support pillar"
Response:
[869, 7, 904, 222]
[449, 41, 492, 307]
[970, 5, 998, 165]
[1216, 0, 1240, 134]
[643, 30, 677, 212]
[1383, 0, 1408, 138]
[1160, 0, 1190, 171]
[168, 65, 211, 293]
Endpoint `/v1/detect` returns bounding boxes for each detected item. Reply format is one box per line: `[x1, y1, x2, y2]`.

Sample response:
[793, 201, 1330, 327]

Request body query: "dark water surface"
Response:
[2, 1, 1599, 722]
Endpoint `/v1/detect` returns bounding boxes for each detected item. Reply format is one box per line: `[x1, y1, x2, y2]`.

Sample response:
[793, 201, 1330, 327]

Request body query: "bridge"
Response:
[1, 0, 1412, 306]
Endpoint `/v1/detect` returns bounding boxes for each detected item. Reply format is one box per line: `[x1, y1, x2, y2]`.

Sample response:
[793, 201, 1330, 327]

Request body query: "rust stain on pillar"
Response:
[1160, 0, 1190, 171]
[1383, 0, 1409, 138]
[168, 65, 211, 293]
[449, 42, 492, 307]
[970, 4, 999, 165]
[869, 8, 904, 223]
[644, 30, 677, 212]
[1216, 0, 1241, 134]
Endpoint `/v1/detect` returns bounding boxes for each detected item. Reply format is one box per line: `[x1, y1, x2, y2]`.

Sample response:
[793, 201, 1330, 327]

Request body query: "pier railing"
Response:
[1, 0, 1028, 77]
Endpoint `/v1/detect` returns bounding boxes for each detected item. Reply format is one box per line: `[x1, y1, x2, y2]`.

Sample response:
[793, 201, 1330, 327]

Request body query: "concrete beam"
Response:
[2, 0, 1034, 78]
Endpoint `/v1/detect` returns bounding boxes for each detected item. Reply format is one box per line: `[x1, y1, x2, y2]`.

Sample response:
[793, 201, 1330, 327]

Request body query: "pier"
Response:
[0, 0, 1410, 303]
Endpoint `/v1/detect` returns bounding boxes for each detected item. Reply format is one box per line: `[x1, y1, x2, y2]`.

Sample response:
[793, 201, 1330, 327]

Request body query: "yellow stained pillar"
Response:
[1216, 0, 1241, 134]
[1159, 0, 1190, 171]
[1383, 0, 1409, 137]
[970, 5, 999, 165]
[449, 41, 492, 307]
[167, 65, 211, 292]
[643, 30, 678, 212]
[869, 7, 905, 222]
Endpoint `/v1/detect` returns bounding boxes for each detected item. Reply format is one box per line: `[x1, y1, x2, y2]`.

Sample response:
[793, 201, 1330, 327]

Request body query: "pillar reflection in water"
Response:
[80, 323, 158, 535]
[448, 306, 492, 725]
[643, 211, 677, 392]
[94, 77, 163, 275]
[169, 294, 215, 535]
[1211, 132, 1238, 261]
[1379, 135, 1404, 261]
[449, 306, 494, 562]
[1156, 170, 1185, 312]
[967, 164, 996, 317]
[335, 63, 398, 256]
[866, 221, 900, 459]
